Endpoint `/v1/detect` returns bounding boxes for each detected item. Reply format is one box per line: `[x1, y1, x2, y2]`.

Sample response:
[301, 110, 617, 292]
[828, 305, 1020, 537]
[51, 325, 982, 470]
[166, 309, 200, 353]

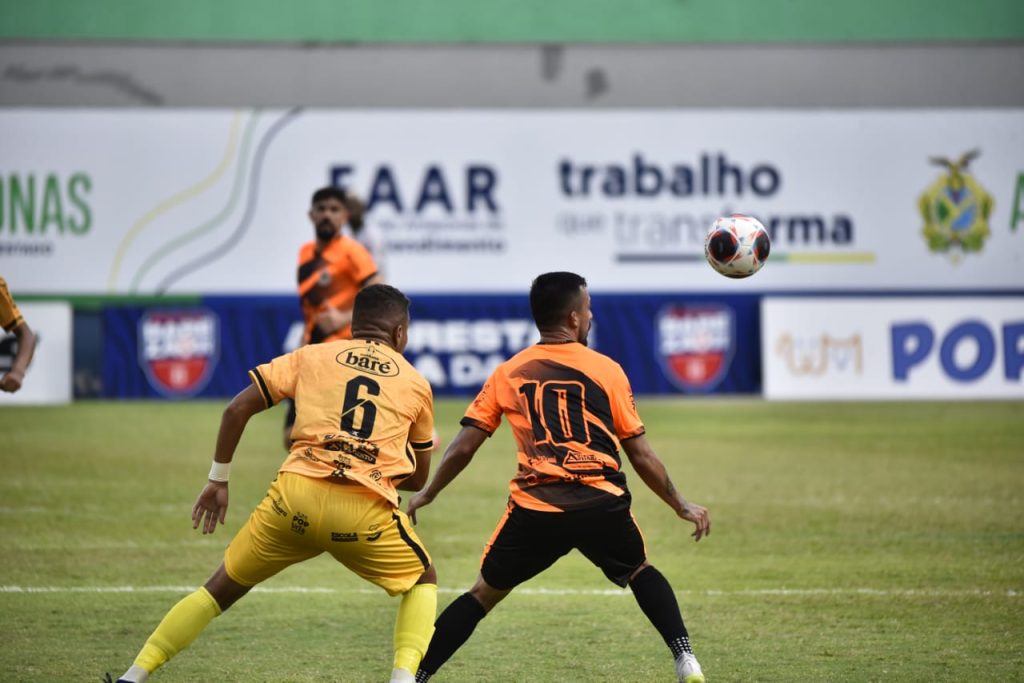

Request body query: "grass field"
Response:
[1, 398, 1022, 682]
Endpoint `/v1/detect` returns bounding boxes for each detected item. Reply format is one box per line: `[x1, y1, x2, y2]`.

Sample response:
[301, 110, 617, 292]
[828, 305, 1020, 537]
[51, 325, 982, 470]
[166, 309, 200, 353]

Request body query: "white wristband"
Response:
[208, 461, 231, 482]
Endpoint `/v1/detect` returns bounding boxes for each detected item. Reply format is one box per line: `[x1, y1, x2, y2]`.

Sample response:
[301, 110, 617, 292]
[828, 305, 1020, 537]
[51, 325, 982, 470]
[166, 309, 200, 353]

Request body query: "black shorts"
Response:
[480, 495, 647, 590]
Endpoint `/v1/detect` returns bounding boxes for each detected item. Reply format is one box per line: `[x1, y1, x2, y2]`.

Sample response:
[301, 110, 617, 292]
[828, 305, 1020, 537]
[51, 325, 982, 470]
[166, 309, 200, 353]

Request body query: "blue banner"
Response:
[101, 293, 761, 398]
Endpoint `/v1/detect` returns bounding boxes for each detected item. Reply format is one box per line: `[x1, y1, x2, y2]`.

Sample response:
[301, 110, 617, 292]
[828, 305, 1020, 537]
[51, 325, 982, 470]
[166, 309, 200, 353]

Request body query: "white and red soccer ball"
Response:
[704, 214, 771, 279]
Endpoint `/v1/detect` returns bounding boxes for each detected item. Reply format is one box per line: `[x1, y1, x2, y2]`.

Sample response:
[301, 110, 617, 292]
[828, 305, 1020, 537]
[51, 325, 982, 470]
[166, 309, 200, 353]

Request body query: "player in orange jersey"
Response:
[282, 186, 383, 449]
[298, 186, 381, 345]
[0, 276, 37, 393]
[110, 285, 438, 683]
[407, 272, 710, 683]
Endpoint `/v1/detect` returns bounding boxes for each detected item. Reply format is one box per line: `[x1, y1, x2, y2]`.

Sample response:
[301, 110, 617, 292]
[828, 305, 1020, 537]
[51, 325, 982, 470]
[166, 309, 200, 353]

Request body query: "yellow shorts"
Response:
[223, 472, 431, 596]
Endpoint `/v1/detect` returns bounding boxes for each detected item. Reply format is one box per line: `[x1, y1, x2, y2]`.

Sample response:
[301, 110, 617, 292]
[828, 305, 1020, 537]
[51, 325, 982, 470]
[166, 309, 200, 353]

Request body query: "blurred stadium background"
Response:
[1, 1, 1022, 681]
[1, 0, 1022, 403]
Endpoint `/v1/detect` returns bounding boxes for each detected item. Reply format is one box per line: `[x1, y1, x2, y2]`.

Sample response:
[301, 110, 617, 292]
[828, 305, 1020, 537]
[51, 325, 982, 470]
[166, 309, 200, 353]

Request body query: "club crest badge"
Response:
[918, 149, 994, 262]
[655, 304, 735, 392]
[139, 309, 219, 397]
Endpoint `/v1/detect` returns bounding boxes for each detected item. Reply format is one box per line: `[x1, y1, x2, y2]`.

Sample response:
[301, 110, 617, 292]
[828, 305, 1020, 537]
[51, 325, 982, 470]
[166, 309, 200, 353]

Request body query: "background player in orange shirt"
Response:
[298, 186, 381, 345]
[283, 186, 383, 449]
[110, 285, 438, 683]
[0, 276, 37, 393]
[407, 272, 711, 683]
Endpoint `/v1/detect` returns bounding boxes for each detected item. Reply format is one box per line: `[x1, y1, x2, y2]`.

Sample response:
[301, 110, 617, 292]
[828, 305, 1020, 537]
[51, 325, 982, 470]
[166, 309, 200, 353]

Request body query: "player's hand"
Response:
[0, 370, 24, 393]
[407, 490, 435, 525]
[679, 500, 710, 542]
[314, 306, 351, 335]
[192, 481, 229, 534]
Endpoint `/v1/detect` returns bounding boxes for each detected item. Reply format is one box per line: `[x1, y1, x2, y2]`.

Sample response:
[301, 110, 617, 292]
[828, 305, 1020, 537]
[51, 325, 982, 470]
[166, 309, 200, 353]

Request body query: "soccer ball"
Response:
[704, 214, 771, 279]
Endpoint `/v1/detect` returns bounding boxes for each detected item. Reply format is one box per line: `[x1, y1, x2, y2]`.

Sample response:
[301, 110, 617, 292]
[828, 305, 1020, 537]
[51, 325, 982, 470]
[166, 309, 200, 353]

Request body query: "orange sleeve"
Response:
[340, 239, 378, 286]
[248, 348, 302, 408]
[461, 372, 503, 435]
[608, 363, 645, 440]
[296, 242, 319, 299]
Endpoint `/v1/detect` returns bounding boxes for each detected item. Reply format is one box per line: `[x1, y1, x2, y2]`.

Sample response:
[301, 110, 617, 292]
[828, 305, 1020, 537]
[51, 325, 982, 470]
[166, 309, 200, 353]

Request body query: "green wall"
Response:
[2, 0, 1023, 43]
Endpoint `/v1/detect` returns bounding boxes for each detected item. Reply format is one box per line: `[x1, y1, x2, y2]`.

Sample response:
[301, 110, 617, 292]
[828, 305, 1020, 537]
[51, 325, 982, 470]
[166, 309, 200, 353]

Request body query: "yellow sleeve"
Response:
[0, 278, 25, 333]
[248, 348, 303, 408]
[408, 382, 436, 450]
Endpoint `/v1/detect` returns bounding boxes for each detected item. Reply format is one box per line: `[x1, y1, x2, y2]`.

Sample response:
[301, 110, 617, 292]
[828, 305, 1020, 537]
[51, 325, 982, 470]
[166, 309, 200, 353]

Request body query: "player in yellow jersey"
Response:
[408, 272, 710, 683]
[0, 276, 37, 393]
[109, 285, 438, 683]
[283, 186, 383, 450]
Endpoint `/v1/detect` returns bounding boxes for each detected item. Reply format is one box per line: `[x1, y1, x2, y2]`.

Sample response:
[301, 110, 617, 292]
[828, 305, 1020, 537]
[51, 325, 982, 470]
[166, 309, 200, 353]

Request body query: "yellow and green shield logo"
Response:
[918, 149, 994, 259]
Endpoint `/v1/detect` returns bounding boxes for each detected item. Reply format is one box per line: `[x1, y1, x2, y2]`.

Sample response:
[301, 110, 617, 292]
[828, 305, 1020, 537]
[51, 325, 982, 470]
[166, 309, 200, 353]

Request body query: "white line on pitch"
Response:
[0, 585, 1018, 598]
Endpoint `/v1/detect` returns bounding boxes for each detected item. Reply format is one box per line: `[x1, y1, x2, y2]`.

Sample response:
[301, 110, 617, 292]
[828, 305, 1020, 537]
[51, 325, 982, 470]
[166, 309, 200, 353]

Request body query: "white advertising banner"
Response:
[761, 297, 1024, 399]
[0, 302, 72, 405]
[0, 109, 1022, 295]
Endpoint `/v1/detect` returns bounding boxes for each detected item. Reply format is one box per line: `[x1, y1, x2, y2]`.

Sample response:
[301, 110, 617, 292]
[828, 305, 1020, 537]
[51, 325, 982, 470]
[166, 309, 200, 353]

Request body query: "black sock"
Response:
[417, 592, 488, 677]
[629, 565, 693, 657]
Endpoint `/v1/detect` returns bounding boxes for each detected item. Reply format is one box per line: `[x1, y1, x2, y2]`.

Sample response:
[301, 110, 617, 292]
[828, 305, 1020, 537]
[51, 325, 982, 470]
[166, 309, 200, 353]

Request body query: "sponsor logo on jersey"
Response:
[322, 434, 379, 464]
[656, 304, 735, 392]
[139, 309, 219, 397]
[337, 346, 400, 377]
[919, 149, 994, 261]
[562, 450, 604, 472]
[331, 532, 358, 542]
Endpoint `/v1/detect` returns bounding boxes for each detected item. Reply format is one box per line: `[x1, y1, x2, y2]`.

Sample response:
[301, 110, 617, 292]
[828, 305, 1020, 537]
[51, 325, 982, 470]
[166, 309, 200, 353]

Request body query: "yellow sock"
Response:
[134, 586, 222, 673]
[393, 583, 437, 673]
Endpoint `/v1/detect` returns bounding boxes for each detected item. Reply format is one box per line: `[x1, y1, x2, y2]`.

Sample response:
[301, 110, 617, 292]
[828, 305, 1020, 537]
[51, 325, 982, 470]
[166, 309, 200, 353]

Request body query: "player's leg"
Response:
[416, 503, 567, 682]
[114, 473, 318, 682]
[317, 483, 438, 682]
[629, 563, 704, 683]
[114, 565, 250, 683]
[412, 573, 509, 682]
[577, 501, 704, 683]
[390, 564, 439, 683]
[388, 507, 437, 683]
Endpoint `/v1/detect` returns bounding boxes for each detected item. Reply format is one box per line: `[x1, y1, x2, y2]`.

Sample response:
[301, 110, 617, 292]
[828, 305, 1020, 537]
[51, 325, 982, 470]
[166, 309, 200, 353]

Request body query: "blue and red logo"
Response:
[655, 304, 735, 392]
[138, 309, 219, 397]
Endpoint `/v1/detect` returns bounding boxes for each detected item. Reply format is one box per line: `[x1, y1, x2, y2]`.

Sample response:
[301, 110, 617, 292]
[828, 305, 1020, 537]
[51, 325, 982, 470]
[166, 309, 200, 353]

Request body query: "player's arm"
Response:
[314, 272, 383, 335]
[397, 443, 433, 492]
[406, 425, 489, 523]
[621, 434, 710, 541]
[0, 319, 36, 393]
[191, 383, 268, 534]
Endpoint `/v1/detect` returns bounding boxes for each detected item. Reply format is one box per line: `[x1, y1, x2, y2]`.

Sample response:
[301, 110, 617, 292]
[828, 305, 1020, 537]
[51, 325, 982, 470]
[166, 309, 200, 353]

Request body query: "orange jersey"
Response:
[462, 342, 645, 512]
[297, 237, 378, 344]
[0, 277, 25, 332]
[250, 339, 434, 507]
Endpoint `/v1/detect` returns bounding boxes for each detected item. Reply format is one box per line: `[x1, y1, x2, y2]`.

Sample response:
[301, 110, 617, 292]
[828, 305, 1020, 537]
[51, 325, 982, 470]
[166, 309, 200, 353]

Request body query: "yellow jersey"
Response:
[250, 339, 434, 507]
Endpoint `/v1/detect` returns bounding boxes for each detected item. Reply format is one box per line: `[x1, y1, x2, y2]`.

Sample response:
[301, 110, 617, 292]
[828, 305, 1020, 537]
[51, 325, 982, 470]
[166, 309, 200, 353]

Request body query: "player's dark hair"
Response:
[352, 284, 410, 330]
[529, 272, 587, 330]
[311, 186, 348, 206]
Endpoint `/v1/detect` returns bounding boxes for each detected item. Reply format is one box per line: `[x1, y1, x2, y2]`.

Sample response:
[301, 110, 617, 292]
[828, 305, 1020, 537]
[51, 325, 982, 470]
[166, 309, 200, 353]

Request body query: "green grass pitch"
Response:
[1, 399, 1022, 682]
